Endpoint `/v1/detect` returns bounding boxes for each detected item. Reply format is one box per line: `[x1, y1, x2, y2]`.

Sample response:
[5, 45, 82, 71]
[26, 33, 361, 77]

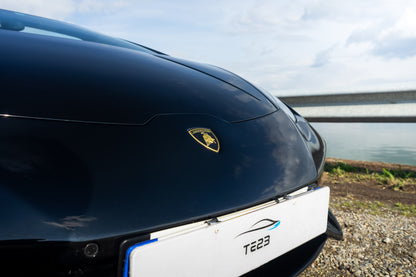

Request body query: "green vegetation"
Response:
[325, 161, 416, 191]
[332, 199, 386, 216]
[383, 168, 395, 180]
[394, 203, 416, 217]
[374, 169, 404, 191]
[325, 160, 416, 217]
[332, 199, 416, 217]
[325, 162, 359, 176]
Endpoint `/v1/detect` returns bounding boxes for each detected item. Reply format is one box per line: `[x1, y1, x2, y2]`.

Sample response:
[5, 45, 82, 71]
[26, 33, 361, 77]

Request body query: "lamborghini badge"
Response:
[188, 128, 220, 153]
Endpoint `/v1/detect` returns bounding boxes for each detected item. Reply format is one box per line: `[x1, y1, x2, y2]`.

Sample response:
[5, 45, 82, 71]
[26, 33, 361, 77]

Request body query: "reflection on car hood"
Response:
[0, 112, 319, 241]
[0, 30, 276, 125]
[156, 55, 272, 104]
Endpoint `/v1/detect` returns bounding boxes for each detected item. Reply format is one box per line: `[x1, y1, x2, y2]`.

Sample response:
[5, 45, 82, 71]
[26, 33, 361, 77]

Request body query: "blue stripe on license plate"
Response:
[123, 238, 158, 277]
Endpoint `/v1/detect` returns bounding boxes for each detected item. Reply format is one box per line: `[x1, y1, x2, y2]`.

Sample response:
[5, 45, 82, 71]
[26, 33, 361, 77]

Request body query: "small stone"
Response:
[382, 237, 391, 244]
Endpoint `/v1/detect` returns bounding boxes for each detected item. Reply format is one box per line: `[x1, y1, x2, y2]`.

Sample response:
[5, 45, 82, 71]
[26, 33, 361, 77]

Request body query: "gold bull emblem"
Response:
[188, 128, 220, 153]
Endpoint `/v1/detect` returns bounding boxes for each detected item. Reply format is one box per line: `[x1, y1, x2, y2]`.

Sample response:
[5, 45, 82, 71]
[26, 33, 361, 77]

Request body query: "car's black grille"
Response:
[0, 234, 149, 277]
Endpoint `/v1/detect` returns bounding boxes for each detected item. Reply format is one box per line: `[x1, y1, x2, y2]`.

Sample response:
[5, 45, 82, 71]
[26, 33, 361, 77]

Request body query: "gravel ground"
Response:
[300, 203, 416, 277]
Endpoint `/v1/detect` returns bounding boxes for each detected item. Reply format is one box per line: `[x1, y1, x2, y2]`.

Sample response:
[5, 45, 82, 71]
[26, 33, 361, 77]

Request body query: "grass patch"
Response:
[333, 200, 385, 215]
[394, 203, 416, 217]
[325, 161, 416, 179]
[332, 199, 416, 217]
[385, 166, 416, 179]
[325, 162, 358, 176]
[324, 161, 416, 191]
[374, 169, 407, 191]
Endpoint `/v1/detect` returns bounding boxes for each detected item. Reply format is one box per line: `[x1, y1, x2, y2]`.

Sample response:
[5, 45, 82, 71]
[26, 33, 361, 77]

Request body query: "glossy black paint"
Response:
[158, 55, 273, 104]
[0, 30, 275, 125]
[0, 111, 319, 241]
[0, 9, 331, 277]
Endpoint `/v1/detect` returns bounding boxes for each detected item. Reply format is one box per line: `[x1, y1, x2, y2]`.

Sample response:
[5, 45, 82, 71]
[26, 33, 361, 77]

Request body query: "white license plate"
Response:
[124, 187, 329, 277]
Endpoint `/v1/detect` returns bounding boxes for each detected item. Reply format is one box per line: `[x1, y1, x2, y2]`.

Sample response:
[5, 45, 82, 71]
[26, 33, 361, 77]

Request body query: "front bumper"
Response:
[121, 186, 330, 277]
[0, 187, 342, 277]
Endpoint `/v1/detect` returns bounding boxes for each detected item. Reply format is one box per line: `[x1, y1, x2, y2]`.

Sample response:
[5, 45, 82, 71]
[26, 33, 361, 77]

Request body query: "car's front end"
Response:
[0, 9, 341, 276]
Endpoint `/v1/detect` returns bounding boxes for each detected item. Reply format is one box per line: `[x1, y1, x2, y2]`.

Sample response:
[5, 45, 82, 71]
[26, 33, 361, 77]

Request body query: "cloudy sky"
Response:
[2, 0, 416, 96]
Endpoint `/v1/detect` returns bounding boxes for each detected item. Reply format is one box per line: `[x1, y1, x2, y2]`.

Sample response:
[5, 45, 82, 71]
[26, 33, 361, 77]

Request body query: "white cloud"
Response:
[345, 7, 416, 60]
[372, 36, 416, 59]
[2, 0, 416, 94]
[382, 8, 416, 38]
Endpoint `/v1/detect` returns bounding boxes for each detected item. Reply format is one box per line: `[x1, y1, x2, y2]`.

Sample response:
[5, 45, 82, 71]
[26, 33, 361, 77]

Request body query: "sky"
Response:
[2, 0, 416, 96]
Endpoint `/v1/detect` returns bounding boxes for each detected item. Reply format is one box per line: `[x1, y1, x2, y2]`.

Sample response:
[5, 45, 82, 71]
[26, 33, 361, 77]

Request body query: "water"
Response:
[311, 123, 416, 166]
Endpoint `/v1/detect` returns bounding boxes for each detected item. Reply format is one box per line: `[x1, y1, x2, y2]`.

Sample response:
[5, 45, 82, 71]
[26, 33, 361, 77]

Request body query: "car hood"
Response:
[0, 30, 275, 124]
[156, 55, 272, 105]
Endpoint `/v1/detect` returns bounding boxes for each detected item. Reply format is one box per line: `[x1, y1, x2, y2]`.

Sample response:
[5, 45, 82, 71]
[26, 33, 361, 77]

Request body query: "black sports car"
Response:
[0, 9, 342, 277]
